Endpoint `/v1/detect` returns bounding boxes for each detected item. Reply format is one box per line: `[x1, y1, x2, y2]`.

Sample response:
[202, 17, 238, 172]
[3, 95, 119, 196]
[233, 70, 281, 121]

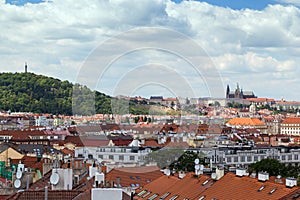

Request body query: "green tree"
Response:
[249, 158, 283, 176]
[169, 151, 205, 172]
[144, 147, 184, 169]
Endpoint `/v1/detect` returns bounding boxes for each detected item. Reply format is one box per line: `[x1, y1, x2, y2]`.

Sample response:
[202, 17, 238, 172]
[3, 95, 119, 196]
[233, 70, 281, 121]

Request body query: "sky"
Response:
[2, 0, 300, 100]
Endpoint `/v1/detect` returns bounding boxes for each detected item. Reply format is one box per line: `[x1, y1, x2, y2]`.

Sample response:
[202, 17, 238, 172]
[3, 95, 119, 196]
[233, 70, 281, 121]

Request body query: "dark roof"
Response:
[16, 144, 60, 155]
[150, 96, 163, 100]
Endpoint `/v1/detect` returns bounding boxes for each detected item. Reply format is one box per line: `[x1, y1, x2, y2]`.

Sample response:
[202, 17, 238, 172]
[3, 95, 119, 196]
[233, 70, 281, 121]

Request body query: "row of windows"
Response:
[225, 154, 299, 163]
[98, 155, 135, 161]
[281, 131, 300, 134]
[226, 156, 265, 163]
[282, 124, 300, 127]
[98, 148, 127, 152]
[281, 127, 300, 130]
[281, 154, 298, 160]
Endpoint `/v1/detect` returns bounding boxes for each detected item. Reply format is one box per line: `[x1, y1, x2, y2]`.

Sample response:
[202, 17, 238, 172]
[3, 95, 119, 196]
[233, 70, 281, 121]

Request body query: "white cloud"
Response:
[277, 0, 300, 6]
[1, 0, 300, 100]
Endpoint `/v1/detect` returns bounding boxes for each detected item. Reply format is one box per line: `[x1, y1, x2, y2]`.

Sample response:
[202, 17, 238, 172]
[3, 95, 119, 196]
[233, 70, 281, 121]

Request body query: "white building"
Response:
[75, 146, 153, 166]
[280, 118, 300, 135]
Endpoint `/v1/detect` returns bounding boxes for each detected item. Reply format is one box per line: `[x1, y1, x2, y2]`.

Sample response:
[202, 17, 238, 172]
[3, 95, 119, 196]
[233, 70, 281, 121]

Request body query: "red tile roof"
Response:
[282, 118, 300, 124]
[200, 173, 298, 200]
[106, 166, 162, 188]
[227, 118, 266, 127]
[134, 173, 213, 200]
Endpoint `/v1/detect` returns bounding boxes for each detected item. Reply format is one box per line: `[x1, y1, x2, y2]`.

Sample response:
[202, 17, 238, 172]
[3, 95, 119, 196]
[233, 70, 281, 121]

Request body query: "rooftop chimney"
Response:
[258, 172, 269, 182]
[236, 168, 246, 177]
[178, 171, 186, 179]
[216, 166, 224, 180]
[286, 177, 297, 188]
[275, 175, 282, 184]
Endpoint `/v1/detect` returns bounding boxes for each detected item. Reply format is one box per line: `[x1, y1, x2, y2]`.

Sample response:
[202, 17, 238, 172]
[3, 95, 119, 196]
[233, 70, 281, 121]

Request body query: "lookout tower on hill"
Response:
[25, 62, 28, 73]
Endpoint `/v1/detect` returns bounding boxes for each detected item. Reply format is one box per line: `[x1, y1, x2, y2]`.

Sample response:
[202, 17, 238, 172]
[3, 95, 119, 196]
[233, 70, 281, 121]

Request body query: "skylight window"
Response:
[137, 190, 147, 196]
[148, 193, 158, 200]
[257, 185, 265, 192]
[202, 180, 209, 186]
[142, 191, 151, 198]
[269, 188, 277, 194]
[198, 196, 206, 200]
[169, 195, 179, 200]
[159, 192, 170, 200]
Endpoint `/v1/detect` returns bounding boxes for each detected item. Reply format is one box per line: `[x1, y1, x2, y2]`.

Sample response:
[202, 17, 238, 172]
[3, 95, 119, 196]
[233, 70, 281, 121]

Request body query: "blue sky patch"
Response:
[5, 0, 44, 6]
[171, 0, 290, 10]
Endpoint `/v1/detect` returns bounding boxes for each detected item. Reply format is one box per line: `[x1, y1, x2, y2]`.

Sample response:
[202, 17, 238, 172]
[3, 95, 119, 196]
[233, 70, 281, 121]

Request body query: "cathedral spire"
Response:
[226, 84, 230, 98]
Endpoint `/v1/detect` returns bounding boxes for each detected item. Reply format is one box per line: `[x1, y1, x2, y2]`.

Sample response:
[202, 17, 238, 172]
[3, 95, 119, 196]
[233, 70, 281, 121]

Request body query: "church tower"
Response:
[25, 62, 28, 73]
[226, 85, 230, 98]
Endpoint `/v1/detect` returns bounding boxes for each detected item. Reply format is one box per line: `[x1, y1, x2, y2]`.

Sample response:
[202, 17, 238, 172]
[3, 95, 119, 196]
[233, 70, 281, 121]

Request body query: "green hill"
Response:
[0, 72, 150, 115]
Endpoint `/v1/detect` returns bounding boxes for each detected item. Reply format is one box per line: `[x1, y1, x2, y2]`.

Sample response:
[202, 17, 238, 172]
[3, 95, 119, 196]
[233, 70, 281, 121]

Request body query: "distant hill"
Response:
[0, 72, 150, 115]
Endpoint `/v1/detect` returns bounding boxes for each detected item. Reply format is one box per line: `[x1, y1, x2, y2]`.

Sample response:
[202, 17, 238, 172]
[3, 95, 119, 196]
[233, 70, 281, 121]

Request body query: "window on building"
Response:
[247, 156, 252, 162]
[109, 155, 114, 160]
[130, 156, 135, 161]
[288, 155, 292, 160]
[234, 157, 238, 162]
[241, 156, 245, 162]
[227, 157, 232, 163]
[282, 155, 286, 160]
[119, 155, 124, 160]
[295, 154, 298, 160]
[254, 156, 258, 161]
[98, 155, 103, 159]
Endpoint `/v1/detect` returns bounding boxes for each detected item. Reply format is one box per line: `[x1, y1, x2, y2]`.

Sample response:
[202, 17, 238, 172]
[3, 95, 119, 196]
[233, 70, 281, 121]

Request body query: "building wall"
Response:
[188, 146, 300, 168]
[75, 146, 152, 166]
[0, 148, 24, 162]
[281, 123, 300, 135]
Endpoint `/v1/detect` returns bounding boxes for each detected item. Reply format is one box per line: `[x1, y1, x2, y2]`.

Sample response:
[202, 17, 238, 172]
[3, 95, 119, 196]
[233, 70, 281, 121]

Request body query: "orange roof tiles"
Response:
[227, 118, 266, 127]
[134, 173, 213, 200]
[200, 173, 298, 200]
[282, 118, 300, 124]
[106, 166, 163, 188]
[246, 98, 275, 102]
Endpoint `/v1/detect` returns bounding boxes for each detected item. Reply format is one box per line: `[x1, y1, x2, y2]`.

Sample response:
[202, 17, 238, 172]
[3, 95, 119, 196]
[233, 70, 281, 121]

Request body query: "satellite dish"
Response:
[195, 165, 200, 170]
[194, 159, 199, 165]
[200, 165, 204, 171]
[50, 173, 60, 185]
[14, 179, 21, 189]
[16, 171, 22, 179]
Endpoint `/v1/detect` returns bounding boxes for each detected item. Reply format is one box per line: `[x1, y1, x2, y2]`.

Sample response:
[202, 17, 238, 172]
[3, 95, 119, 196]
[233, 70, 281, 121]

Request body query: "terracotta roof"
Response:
[106, 166, 162, 188]
[282, 118, 300, 124]
[63, 136, 84, 147]
[0, 130, 46, 140]
[60, 148, 75, 157]
[246, 98, 276, 102]
[141, 139, 168, 147]
[227, 118, 266, 127]
[165, 140, 190, 148]
[200, 173, 298, 200]
[134, 173, 213, 200]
